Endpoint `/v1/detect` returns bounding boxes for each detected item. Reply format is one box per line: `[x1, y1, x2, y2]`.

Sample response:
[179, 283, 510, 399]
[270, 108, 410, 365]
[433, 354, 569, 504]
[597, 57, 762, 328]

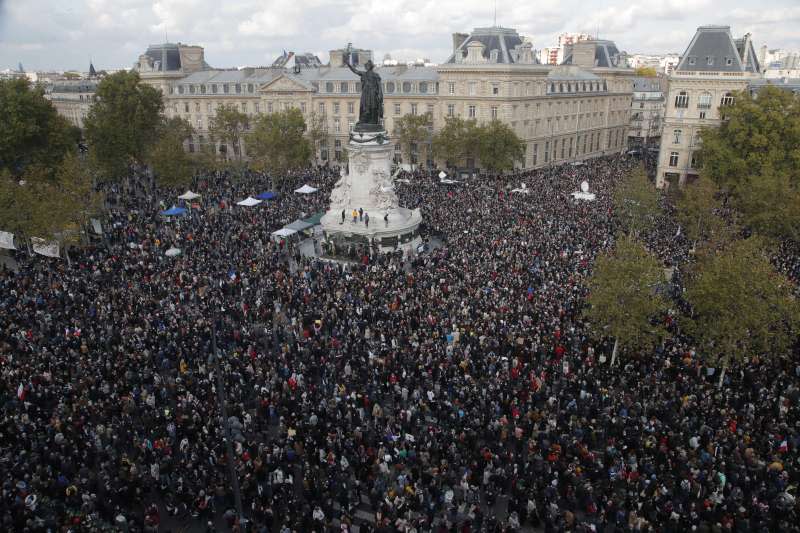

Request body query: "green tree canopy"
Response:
[673, 176, 730, 247]
[0, 78, 78, 178]
[477, 119, 525, 172]
[613, 166, 661, 237]
[685, 237, 800, 383]
[583, 236, 669, 364]
[147, 117, 196, 189]
[83, 71, 163, 181]
[698, 86, 800, 241]
[394, 113, 432, 169]
[306, 111, 328, 161]
[209, 104, 249, 164]
[634, 66, 658, 77]
[247, 108, 311, 178]
[432, 116, 481, 169]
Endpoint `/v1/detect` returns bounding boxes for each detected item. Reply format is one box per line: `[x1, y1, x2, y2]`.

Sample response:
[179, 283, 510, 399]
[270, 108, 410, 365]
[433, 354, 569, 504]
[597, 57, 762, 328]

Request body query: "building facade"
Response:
[656, 26, 761, 188]
[45, 79, 98, 128]
[136, 27, 634, 170]
[628, 76, 664, 149]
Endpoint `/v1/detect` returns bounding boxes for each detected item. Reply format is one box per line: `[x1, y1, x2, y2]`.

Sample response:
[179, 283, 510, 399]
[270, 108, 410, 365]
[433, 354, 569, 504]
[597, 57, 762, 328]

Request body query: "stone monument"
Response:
[321, 47, 422, 255]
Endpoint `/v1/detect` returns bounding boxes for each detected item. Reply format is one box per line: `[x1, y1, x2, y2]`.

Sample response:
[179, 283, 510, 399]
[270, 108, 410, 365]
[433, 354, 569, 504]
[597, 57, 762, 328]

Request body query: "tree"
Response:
[0, 78, 78, 178]
[394, 113, 432, 169]
[209, 104, 250, 165]
[432, 117, 481, 169]
[147, 117, 196, 189]
[613, 166, 661, 237]
[634, 66, 658, 77]
[306, 111, 328, 162]
[685, 237, 800, 386]
[673, 176, 730, 247]
[584, 236, 669, 365]
[247, 108, 311, 179]
[83, 71, 163, 182]
[476, 119, 525, 172]
[699, 86, 800, 241]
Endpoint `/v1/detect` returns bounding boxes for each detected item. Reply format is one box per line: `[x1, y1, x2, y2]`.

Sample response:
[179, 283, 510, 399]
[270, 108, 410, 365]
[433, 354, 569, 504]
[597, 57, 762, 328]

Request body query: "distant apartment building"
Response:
[628, 76, 664, 148]
[656, 26, 761, 188]
[45, 79, 98, 128]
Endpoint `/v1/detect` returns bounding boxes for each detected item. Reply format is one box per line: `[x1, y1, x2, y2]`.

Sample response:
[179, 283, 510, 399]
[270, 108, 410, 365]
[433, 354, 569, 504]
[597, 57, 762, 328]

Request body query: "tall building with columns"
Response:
[656, 26, 761, 188]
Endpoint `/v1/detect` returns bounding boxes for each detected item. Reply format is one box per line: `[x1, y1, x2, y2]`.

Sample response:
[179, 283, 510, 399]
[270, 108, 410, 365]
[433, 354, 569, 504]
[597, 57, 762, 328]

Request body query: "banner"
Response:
[31, 238, 60, 258]
[0, 231, 15, 250]
[90, 218, 103, 235]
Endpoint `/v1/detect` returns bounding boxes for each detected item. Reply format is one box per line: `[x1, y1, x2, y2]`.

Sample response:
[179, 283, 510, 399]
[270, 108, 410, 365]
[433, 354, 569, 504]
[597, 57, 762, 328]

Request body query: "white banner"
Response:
[0, 231, 15, 250]
[90, 218, 103, 235]
[31, 237, 60, 258]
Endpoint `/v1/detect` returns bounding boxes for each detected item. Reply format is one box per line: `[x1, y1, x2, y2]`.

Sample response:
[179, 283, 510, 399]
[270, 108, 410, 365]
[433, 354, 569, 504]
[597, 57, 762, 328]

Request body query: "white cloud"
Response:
[0, 0, 798, 70]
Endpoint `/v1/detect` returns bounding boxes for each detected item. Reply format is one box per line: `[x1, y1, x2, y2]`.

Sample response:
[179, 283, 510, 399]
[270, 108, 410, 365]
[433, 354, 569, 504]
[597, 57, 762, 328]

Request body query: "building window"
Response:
[675, 91, 689, 108]
[348, 102, 354, 114]
[468, 82, 477, 96]
[698, 92, 712, 109]
[319, 103, 325, 115]
[468, 105, 476, 118]
[720, 92, 734, 106]
[341, 82, 349, 93]
[334, 102, 340, 114]
[255, 103, 260, 113]
[411, 103, 418, 115]
[241, 103, 247, 113]
[325, 82, 334, 93]
[207, 103, 212, 113]
[394, 103, 401, 115]
[334, 118, 341, 133]
[419, 82, 428, 93]
[568, 137, 573, 157]
[402, 82, 412, 93]
[533, 144, 538, 166]
[223, 84, 229, 94]
[669, 152, 679, 167]
[268, 102, 274, 113]
[699, 111, 706, 119]
[235, 84, 242, 94]
[672, 129, 682, 144]
[184, 103, 189, 113]
[212, 84, 218, 94]
[560, 139, 565, 159]
[189, 85, 195, 94]
[706, 56, 714, 66]
[688, 57, 696, 65]
[491, 106, 498, 120]
[492, 84, 500, 95]
[248, 84, 254, 93]
[448, 82, 455, 95]
[200, 84, 206, 94]
[300, 102, 305, 113]
[386, 82, 395, 93]
[427, 103, 434, 115]
[178, 85, 185, 94]
[726, 57, 733, 66]
[447, 104, 455, 117]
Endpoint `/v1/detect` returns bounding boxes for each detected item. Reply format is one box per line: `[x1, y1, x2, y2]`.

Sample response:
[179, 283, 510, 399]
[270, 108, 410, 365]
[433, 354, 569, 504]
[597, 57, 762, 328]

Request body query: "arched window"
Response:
[402, 81, 412, 93]
[550, 83, 555, 93]
[325, 82, 334, 93]
[385, 82, 395, 93]
[602, 81, 607, 91]
[675, 91, 689, 108]
[419, 81, 428, 94]
[672, 129, 682, 144]
[720, 92, 735, 106]
[559, 83, 564, 92]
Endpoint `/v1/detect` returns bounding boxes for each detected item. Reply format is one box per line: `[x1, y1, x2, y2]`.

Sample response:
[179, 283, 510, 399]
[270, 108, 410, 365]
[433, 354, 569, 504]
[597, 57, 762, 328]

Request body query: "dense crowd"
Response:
[1, 156, 799, 533]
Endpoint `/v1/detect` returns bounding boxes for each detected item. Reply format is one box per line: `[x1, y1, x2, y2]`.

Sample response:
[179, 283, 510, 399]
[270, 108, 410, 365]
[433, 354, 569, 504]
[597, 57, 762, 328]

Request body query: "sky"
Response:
[1, 0, 799, 71]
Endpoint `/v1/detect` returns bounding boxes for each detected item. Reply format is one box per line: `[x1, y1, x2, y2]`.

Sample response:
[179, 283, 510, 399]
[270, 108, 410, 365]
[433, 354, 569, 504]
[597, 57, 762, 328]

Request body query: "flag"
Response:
[17, 383, 25, 401]
[779, 440, 788, 453]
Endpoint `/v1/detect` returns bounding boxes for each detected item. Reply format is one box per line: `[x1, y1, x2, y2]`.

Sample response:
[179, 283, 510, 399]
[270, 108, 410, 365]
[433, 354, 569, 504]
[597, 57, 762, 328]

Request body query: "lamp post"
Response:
[211, 320, 247, 531]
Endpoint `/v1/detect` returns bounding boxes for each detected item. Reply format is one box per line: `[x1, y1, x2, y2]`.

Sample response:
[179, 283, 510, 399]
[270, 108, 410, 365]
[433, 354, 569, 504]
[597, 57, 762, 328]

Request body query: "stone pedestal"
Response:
[321, 130, 422, 255]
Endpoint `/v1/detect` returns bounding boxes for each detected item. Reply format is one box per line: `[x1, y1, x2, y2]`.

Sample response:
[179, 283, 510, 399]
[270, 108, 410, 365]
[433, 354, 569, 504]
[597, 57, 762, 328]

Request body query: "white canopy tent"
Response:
[236, 196, 262, 207]
[271, 228, 297, 239]
[294, 184, 318, 194]
[178, 191, 201, 200]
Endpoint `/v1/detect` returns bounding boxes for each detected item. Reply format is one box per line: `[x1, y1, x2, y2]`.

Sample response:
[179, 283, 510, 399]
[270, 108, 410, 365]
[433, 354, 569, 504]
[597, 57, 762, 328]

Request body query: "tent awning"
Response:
[161, 207, 187, 216]
[285, 220, 313, 232]
[236, 197, 262, 206]
[294, 184, 318, 194]
[271, 228, 297, 238]
[178, 190, 201, 200]
[302, 211, 325, 226]
[256, 191, 278, 200]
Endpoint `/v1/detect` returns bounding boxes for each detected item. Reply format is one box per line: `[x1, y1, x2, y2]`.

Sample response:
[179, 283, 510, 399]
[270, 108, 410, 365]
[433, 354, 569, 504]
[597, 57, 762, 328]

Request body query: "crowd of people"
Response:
[1, 155, 799, 533]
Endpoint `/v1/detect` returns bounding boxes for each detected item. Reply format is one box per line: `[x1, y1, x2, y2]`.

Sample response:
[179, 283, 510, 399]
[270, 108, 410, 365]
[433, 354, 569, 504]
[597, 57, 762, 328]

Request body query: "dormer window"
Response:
[706, 56, 714, 66]
[688, 57, 696, 66]
[550, 83, 555, 93]
[726, 57, 733, 66]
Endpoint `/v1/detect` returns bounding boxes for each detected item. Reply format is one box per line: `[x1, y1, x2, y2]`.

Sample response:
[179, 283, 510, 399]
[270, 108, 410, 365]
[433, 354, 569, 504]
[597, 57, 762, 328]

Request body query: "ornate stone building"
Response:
[45, 78, 98, 129]
[656, 26, 761, 188]
[627, 76, 664, 149]
[137, 27, 634, 170]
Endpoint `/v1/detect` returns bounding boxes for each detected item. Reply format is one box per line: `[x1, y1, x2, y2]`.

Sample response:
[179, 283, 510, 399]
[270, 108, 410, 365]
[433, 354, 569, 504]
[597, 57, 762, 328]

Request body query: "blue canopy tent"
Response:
[256, 192, 278, 200]
[160, 206, 188, 216]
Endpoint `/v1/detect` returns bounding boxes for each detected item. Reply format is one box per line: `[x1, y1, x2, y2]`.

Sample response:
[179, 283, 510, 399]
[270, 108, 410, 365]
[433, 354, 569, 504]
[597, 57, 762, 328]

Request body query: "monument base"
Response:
[321, 130, 423, 255]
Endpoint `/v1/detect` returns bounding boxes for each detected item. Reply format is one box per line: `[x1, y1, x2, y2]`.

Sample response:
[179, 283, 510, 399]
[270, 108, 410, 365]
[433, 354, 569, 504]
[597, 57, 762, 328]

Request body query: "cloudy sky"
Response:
[1, 0, 799, 71]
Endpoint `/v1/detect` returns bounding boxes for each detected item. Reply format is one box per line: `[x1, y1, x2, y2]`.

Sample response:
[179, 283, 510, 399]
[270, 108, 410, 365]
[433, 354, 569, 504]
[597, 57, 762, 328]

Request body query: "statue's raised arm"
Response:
[344, 56, 361, 76]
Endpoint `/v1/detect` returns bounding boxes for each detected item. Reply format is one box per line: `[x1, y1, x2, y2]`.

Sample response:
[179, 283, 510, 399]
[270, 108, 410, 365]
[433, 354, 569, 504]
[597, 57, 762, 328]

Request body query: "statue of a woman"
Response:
[345, 57, 383, 130]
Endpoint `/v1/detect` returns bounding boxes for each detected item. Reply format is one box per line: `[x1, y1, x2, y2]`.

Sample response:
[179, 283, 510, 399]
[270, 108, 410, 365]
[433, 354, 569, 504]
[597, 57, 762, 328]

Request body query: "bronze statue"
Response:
[344, 55, 383, 131]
